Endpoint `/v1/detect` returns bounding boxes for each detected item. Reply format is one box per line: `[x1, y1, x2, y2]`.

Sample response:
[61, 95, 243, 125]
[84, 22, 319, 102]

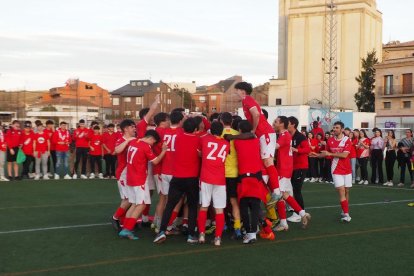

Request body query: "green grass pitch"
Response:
[0, 179, 413, 276]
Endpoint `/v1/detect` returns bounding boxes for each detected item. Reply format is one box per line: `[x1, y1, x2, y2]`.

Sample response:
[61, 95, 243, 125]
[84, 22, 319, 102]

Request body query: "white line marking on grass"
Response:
[0, 223, 110, 235]
[1, 199, 413, 235]
[307, 199, 414, 210]
[312, 182, 414, 191]
[0, 202, 114, 211]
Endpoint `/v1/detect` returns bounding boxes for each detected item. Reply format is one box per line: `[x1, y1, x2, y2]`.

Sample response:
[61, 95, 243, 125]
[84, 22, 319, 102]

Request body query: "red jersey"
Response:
[136, 119, 148, 139]
[326, 136, 352, 175]
[242, 95, 274, 137]
[200, 134, 229, 185]
[73, 128, 90, 148]
[356, 137, 371, 158]
[45, 128, 56, 151]
[291, 131, 310, 170]
[20, 131, 35, 156]
[126, 140, 157, 186]
[5, 127, 22, 148]
[308, 138, 319, 154]
[161, 127, 183, 175]
[0, 130, 6, 152]
[234, 138, 268, 202]
[52, 128, 71, 152]
[89, 133, 103, 156]
[311, 127, 324, 140]
[172, 132, 201, 178]
[151, 127, 166, 175]
[34, 132, 49, 153]
[115, 137, 129, 180]
[102, 132, 117, 154]
[276, 130, 293, 178]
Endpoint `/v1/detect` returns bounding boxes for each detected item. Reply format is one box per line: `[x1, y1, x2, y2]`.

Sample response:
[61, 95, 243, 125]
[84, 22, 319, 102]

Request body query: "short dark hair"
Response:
[144, 129, 160, 143]
[234, 82, 253, 95]
[210, 121, 224, 136]
[35, 120, 42, 127]
[93, 125, 100, 130]
[231, 116, 242, 131]
[79, 119, 85, 124]
[344, 127, 351, 132]
[170, 111, 184, 125]
[45, 120, 54, 125]
[193, 116, 203, 130]
[12, 120, 20, 125]
[183, 117, 197, 133]
[120, 119, 135, 132]
[262, 108, 268, 120]
[60, 121, 67, 126]
[209, 112, 220, 122]
[277, 116, 289, 129]
[333, 121, 344, 129]
[220, 112, 233, 126]
[238, 120, 253, 133]
[288, 116, 299, 129]
[107, 123, 115, 128]
[90, 121, 98, 127]
[154, 112, 169, 126]
[139, 108, 150, 120]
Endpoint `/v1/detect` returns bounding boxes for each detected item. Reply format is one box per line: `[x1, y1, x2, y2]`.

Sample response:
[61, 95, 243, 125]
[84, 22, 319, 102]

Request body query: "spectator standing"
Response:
[102, 123, 117, 179]
[34, 124, 50, 180]
[397, 129, 414, 187]
[384, 130, 397, 187]
[370, 128, 385, 185]
[20, 121, 35, 179]
[53, 122, 72, 179]
[5, 120, 22, 180]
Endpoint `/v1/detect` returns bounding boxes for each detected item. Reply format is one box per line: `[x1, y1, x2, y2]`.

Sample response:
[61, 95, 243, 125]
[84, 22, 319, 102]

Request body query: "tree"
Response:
[40, 105, 57, 112]
[175, 89, 195, 110]
[354, 50, 378, 112]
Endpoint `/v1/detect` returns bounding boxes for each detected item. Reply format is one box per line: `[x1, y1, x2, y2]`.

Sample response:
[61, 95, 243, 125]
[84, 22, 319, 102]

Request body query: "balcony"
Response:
[377, 85, 414, 98]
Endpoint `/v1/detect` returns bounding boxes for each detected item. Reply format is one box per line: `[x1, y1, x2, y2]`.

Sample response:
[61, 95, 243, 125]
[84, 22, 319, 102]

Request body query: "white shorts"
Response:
[259, 133, 277, 159]
[146, 163, 155, 191]
[332, 174, 352, 188]
[117, 168, 128, 200]
[127, 183, 151, 205]
[199, 182, 226, 209]
[279, 177, 293, 195]
[159, 174, 172, 196]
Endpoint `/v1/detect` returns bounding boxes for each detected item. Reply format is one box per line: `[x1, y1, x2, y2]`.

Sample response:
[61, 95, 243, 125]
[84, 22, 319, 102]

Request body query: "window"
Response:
[383, 102, 391, 109]
[168, 89, 171, 93]
[157, 87, 161, 92]
[403, 101, 411, 109]
[199, 96, 206, 103]
[143, 82, 148, 86]
[113, 110, 120, 116]
[136, 97, 142, 105]
[137, 82, 142, 86]
[85, 84, 93, 90]
[124, 97, 131, 103]
[87, 108, 98, 112]
[167, 99, 171, 105]
[402, 73, 413, 94]
[112, 98, 119, 106]
[361, 122, 369, 128]
[276, 98, 282, 105]
[211, 95, 217, 100]
[124, 111, 131, 116]
[131, 82, 136, 86]
[136, 111, 140, 118]
[384, 75, 393, 95]
[90, 96, 96, 101]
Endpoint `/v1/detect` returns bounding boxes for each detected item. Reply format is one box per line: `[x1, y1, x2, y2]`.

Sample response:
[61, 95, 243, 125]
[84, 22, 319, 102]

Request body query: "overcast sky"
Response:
[0, 0, 411, 91]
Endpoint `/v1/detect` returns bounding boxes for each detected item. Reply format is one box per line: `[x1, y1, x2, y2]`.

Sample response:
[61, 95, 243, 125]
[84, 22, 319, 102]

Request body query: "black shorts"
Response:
[226, 177, 239, 198]
[7, 147, 19, 162]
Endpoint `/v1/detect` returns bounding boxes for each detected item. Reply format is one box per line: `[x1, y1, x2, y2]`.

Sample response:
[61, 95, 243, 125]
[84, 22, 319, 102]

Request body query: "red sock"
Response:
[266, 165, 279, 190]
[123, 217, 137, 231]
[215, 213, 225, 238]
[113, 207, 126, 219]
[143, 204, 150, 216]
[285, 196, 303, 213]
[182, 218, 188, 225]
[119, 215, 125, 225]
[340, 200, 349, 214]
[168, 211, 178, 226]
[276, 200, 287, 219]
[197, 210, 207, 234]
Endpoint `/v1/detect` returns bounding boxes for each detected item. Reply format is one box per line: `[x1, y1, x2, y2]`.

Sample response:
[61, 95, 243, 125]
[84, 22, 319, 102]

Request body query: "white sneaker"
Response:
[89, 173, 95, 179]
[309, 178, 317, 183]
[274, 224, 289, 232]
[213, 237, 221, 246]
[64, 174, 72, 180]
[54, 174, 60, 180]
[318, 177, 323, 182]
[0, 176, 9, 181]
[383, 182, 389, 186]
[304, 178, 310, 182]
[198, 233, 205, 244]
[341, 214, 352, 223]
[72, 174, 78, 179]
[363, 180, 369, 185]
[43, 175, 50, 180]
[28, 173, 36, 179]
[243, 233, 257, 244]
[98, 173, 104, 179]
[34, 175, 40, 180]
[81, 174, 88, 179]
[387, 182, 394, 187]
[397, 183, 404, 188]
[301, 213, 312, 229]
[48, 173, 53, 178]
[358, 180, 364, 185]
[287, 212, 301, 223]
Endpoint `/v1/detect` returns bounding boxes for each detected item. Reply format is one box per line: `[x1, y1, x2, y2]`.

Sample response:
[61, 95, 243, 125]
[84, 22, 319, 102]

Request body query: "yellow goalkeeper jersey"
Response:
[221, 127, 239, 178]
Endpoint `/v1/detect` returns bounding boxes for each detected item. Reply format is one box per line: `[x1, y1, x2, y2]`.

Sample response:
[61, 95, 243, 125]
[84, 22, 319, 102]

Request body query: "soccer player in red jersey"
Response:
[89, 125, 104, 179]
[234, 82, 281, 203]
[52, 121, 72, 179]
[111, 119, 136, 233]
[20, 121, 35, 179]
[102, 123, 117, 179]
[197, 122, 229, 246]
[287, 116, 311, 223]
[45, 120, 57, 179]
[5, 120, 22, 180]
[72, 119, 90, 179]
[234, 120, 274, 244]
[118, 130, 167, 240]
[136, 95, 160, 139]
[273, 116, 311, 231]
[33, 124, 51, 180]
[154, 117, 201, 244]
[318, 121, 353, 222]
